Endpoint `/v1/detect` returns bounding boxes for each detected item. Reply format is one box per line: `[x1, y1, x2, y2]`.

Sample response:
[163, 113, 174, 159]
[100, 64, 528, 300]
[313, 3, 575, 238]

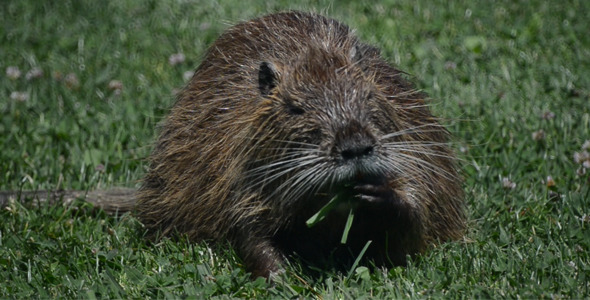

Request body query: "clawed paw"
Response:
[353, 183, 393, 204]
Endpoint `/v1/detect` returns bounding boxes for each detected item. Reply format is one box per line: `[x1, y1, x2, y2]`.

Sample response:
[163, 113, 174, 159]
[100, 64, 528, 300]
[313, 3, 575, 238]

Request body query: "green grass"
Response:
[2, 0, 589, 298]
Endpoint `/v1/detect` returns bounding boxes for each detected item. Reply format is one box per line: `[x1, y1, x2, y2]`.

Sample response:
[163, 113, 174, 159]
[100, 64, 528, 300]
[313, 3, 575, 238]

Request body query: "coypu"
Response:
[0, 11, 465, 278]
[135, 11, 466, 278]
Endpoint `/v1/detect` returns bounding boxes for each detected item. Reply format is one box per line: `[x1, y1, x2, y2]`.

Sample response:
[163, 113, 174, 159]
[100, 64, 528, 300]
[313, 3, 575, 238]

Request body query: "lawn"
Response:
[1, 0, 589, 298]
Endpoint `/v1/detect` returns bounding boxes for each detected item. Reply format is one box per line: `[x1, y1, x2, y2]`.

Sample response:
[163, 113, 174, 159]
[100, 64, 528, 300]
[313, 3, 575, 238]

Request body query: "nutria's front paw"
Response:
[353, 183, 394, 204]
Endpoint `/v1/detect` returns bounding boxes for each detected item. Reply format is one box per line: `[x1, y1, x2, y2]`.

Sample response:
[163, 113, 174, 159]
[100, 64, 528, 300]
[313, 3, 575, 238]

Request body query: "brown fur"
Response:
[136, 11, 465, 278]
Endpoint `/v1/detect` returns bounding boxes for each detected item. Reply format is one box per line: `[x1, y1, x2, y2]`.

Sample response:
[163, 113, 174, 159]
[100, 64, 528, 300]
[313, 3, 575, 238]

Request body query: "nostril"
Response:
[362, 145, 374, 156]
[341, 145, 374, 160]
[341, 149, 355, 160]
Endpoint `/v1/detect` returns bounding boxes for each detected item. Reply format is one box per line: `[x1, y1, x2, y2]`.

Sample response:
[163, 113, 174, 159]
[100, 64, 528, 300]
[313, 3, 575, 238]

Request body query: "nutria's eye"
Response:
[286, 103, 305, 115]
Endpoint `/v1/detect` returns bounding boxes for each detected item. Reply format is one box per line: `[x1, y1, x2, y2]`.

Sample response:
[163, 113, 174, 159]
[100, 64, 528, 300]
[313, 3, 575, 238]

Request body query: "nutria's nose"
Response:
[341, 144, 374, 160]
[333, 120, 377, 161]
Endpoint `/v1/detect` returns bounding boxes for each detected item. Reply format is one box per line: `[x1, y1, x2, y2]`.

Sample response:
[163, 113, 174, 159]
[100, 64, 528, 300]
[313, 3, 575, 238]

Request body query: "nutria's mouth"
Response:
[324, 169, 388, 196]
[331, 155, 389, 184]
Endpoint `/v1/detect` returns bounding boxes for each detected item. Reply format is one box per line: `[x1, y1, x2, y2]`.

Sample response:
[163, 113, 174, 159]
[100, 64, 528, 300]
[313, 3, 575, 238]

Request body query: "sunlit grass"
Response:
[1, 0, 589, 298]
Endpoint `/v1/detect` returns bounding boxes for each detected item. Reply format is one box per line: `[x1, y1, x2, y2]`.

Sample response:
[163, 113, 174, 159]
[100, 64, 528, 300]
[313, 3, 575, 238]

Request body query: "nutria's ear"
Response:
[259, 62, 279, 96]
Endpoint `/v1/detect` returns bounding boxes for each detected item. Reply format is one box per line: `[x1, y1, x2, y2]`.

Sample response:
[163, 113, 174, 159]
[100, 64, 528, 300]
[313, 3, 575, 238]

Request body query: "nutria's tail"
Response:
[0, 188, 136, 214]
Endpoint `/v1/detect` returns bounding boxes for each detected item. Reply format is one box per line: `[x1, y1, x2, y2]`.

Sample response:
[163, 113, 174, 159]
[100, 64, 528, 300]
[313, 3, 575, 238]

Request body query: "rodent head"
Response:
[247, 44, 408, 204]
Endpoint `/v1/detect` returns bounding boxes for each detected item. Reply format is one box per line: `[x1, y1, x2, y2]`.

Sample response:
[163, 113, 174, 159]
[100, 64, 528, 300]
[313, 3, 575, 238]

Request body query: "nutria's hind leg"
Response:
[234, 236, 285, 279]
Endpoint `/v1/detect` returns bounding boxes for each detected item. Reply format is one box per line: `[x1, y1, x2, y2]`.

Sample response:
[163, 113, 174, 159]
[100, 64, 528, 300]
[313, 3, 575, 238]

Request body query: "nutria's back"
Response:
[136, 11, 465, 278]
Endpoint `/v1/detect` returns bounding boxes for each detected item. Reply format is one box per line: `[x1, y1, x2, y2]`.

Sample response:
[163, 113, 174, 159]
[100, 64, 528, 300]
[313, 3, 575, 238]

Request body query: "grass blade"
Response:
[305, 194, 341, 227]
[340, 209, 355, 244]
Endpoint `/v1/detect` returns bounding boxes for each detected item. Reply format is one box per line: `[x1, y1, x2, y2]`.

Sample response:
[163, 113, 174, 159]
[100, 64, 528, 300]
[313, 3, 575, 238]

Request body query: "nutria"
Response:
[134, 11, 465, 278]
